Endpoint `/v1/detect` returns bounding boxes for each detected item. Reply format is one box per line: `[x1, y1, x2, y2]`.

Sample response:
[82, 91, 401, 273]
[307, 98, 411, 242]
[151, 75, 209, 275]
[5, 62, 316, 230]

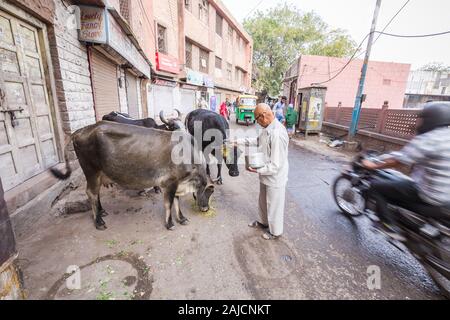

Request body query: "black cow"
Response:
[102, 109, 184, 131]
[102, 110, 184, 195]
[185, 109, 241, 184]
[51, 121, 214, 231]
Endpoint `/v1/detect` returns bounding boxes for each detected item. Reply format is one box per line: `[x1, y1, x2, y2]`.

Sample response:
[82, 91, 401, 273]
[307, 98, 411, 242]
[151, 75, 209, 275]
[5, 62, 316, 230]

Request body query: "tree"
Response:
[243, 3, 356, 96]
[420, 62, 450, 73]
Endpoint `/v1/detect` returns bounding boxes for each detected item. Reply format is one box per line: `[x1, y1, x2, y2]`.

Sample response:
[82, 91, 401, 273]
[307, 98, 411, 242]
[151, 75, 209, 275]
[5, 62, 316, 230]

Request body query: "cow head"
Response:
[193, 178, 215, 212]
[102, 111, 132, 122]
[160, 109, 184, 131]
[222, 142, 241, 177]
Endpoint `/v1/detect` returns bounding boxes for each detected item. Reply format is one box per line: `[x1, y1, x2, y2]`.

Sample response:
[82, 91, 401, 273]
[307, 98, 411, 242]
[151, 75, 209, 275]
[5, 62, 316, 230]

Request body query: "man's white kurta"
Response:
[239, 119, 289, 236]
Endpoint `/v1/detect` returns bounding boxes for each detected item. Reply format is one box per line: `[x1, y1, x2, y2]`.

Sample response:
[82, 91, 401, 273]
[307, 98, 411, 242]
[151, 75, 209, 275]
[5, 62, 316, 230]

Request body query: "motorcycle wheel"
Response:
[332, 175, 365, 217]
[424, 264, 450, 299]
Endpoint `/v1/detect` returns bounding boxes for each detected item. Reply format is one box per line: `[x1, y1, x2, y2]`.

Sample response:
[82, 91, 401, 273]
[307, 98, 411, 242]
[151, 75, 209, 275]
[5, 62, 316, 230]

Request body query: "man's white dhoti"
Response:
[259, 183, 286, 236]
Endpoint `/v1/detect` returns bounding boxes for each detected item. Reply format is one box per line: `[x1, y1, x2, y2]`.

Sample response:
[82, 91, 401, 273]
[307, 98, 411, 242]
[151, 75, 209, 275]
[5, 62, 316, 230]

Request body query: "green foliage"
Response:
[244, 3, 356, 96]
[420, 62, 450, 73]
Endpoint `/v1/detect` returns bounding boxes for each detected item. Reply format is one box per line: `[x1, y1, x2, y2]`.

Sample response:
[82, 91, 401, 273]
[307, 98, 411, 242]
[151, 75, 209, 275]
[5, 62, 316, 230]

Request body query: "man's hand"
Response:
[247, 167, 258, 173]
[361, 159, 379, 170]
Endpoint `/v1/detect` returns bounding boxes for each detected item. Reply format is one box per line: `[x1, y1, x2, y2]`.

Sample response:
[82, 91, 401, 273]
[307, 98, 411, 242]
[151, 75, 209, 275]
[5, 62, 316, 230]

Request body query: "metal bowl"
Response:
[247, 152, 265, 169]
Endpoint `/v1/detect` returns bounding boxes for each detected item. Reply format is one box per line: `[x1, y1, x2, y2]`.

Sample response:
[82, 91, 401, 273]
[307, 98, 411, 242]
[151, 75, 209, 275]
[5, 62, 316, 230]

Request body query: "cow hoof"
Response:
[154, 187, 162, 194]
[179, 218, 189, 225]
[96, 224, 107, 231]
[100, 210, 109, 217]
[216, 179, 223, 185]
[166, 224, 175, 231]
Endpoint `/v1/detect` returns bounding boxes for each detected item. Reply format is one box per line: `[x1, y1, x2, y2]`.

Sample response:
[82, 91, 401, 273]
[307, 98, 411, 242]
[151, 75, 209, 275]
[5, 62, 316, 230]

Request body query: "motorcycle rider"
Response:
[362, 102, 450, 235]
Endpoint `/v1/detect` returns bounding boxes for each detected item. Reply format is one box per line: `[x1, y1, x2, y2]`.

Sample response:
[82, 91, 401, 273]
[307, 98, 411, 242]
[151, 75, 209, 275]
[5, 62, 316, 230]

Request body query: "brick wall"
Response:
[48, 0, 96, 135]
[297, 55, 410, 109]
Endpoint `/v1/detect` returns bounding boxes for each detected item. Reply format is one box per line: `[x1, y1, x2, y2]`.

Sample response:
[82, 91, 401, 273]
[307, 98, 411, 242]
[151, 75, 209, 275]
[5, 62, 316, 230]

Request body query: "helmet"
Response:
[416, 102, 450, 135]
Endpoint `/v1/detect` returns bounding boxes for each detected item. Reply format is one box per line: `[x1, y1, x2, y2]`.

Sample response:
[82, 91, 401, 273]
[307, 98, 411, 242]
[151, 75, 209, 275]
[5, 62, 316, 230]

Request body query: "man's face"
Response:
[255, 109, 272, 128]
[281, 98, 287, 104]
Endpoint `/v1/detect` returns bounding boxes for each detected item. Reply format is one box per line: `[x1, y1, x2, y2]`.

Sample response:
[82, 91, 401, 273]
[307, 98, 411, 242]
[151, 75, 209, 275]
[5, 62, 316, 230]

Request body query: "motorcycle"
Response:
[332, 151, 450, 298]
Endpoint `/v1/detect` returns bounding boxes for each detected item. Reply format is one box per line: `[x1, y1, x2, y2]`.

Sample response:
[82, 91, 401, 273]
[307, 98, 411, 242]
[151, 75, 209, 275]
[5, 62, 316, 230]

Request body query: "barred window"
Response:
[215, 56, 222, 69]
[157, 24, 167, 54]
[227, 63, 232, 81]
[216, 13, 223, 36]
[199, 0, 209, 24]
[185, 0, 192, 12]
[235, 67, 239, 83]
[119, 0, 130, 22]
[199, 49, 209, 73]
[185, 41, 192, 69]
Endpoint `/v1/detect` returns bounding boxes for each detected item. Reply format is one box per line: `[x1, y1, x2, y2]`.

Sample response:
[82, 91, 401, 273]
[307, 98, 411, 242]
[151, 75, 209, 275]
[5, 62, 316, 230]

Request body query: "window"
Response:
[119, 0, 130, 22]
[185, 41, 192, 69]
[215, 56, 222, 69]
[157, 24, 167, 54]
[235, 67, 239, 83]
[185, 0, 192, 12]
[228, 25, 233, 44]
[216, 13, 223, 36]
[383, 79, 391, 86]
[442, 87, 447, 95]
[199, 49, 209, 73]
[199, 0, 209, 24]
[227, 63, 232, 81]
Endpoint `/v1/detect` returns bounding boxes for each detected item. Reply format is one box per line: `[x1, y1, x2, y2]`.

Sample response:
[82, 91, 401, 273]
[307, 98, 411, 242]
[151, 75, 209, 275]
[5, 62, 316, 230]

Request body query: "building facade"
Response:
[149, 0, 254, 118]
[283, 55, 411, 109]
[406, 70, 450, 96]
[0, 0, 153, 214]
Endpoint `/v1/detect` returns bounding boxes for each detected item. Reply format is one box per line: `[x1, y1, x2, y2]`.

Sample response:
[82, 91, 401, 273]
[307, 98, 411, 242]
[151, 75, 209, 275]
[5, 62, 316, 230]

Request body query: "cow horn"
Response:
[174, 108, 182, 119]
[159, 110, 169, 125]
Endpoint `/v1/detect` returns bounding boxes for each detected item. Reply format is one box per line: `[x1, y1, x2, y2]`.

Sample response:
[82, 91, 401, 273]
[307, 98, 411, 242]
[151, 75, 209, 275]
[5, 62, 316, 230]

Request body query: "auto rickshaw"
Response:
[235, 95, 258, 126]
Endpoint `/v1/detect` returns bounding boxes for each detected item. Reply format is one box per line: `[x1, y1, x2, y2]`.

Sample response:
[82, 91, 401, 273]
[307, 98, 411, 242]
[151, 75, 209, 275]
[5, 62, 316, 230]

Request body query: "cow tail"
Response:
[50, 137, 73, 180]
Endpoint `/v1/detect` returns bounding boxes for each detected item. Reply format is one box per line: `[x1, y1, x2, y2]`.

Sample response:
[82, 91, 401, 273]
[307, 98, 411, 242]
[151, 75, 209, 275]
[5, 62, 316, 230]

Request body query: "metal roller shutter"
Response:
[126, 71, 139, 119]
[91, 50, 120, 121]
[180, 89, 196, 114]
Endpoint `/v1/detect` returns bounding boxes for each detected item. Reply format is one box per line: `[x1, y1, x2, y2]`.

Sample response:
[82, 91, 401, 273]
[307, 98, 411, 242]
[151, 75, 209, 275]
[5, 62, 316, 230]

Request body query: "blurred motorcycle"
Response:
[332, 151, 450, 298]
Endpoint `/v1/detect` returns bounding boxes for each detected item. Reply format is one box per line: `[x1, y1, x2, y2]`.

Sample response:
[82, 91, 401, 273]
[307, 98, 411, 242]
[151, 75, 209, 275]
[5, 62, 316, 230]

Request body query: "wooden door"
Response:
[0, 10, 58, 191]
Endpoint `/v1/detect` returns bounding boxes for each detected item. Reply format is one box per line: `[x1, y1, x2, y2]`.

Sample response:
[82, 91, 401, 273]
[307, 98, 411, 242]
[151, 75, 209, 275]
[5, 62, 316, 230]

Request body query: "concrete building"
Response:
[283, 55, 411, 110]
[406, 70, 450, 96]
[0, 0, 153, 215]
[149, 0, 254, 118]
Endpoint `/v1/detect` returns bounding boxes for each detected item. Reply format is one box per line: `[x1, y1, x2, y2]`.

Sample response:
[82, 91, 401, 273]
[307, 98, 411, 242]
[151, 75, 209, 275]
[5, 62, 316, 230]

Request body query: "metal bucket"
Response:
[0, 178, 23, 300]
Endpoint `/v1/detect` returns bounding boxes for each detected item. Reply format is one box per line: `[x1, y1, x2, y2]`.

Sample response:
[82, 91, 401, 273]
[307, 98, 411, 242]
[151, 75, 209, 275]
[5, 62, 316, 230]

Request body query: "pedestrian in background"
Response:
[273, 96, 287, 124]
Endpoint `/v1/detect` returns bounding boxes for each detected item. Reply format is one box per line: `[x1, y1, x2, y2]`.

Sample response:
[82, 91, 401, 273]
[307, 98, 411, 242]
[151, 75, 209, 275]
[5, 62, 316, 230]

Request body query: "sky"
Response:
[223, 0, 450, 70]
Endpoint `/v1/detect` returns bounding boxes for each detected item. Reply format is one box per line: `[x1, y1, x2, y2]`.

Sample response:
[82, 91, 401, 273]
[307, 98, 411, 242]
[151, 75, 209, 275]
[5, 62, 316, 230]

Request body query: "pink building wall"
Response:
[296, 55, 411, 108]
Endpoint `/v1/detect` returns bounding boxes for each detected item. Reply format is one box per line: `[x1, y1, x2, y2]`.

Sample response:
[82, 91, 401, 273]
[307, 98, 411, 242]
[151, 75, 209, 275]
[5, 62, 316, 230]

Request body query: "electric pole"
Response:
[348, 0, 382, 139]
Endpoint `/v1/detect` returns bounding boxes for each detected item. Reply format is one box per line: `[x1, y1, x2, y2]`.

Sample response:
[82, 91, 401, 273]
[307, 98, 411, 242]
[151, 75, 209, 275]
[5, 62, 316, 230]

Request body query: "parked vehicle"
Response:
[332, 151, 450, 298]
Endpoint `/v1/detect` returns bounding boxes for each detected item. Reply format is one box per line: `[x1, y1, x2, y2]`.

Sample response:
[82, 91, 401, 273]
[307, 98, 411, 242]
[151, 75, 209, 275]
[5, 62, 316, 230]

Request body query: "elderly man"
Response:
[236, 103, 289, 240]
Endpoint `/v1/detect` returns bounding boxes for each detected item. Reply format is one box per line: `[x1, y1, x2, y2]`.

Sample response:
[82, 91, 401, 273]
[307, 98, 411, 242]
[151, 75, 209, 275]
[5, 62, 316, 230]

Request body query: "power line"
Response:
[311, 28, 450, 85]
[244, 0, 265, 20]
[310, 33, 370, 85]
[355, 0, 410, 59]
[374, 29, 450, 38]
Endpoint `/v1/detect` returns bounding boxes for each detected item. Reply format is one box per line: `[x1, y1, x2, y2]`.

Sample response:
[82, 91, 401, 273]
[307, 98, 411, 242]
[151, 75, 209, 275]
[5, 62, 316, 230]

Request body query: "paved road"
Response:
[16, 114, 444, 300]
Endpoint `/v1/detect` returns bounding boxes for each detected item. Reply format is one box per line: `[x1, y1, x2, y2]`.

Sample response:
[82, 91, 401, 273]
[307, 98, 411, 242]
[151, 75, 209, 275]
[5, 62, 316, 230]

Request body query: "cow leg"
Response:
[163, 187, 176, 230]
[174, 196, 189, 225]
[98, 195, 109, 217]
[206, 164, 211, 178]
[216, 164, 223, 185]
[86, 175, 106, 230]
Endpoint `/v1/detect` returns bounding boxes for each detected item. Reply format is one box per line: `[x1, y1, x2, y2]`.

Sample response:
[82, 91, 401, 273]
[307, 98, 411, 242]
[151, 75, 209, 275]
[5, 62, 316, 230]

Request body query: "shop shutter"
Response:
[91, 50, 120, 121]
[126, 71, 139, 119]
